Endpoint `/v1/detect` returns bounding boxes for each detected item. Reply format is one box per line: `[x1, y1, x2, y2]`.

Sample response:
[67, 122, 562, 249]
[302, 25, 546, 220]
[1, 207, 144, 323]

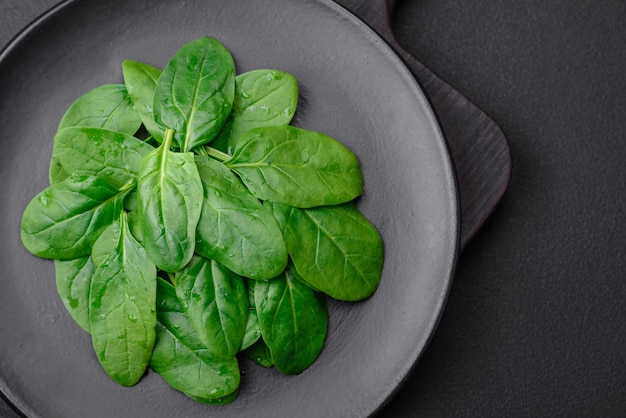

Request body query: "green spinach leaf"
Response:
[54, 256, 96, 333]
[123, 190, 138, 211]
[126, 210, 143, 244]
[20, 175, 130, 260]
[253, 265, 328, 374]
[122, 60, 166, 142]
[226, 126, 363, 208]
[240, 278, 261, 351]
[136, 129, 203, 272]
[50, 84, 143, 183]
[208, 118, 233, 154]
[91, 218, 120, 267]
[194, 155, 287, 279]
[214, 69, 298, 153]
[153, 37, 235, 152]
[57, 84, 142, 134]
[50, 127, 154, 187]
[241, 338, 274, 368]
[175, 256, 248, 358]
[270, 202, 383, 301]
[89, 211, 157, 386]
[150, 277, 240, 404]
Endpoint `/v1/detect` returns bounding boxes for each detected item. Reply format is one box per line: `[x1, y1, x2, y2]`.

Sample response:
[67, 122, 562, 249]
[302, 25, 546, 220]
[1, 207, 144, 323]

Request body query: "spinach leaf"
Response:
[194, 155, 287, 279]
[253, 265, 328, 374]
[226, 126, 363, 208]
[192, 390, 239, 406]
[240, 278, 261, 351]
[153, 37, 235, 152]
[270, 202, 383, 301]
[91, 218, 120, 267]
[175, 256, 248, 358]
[89, 211, 157, 387]
[54, 256, 96, 333]
[49, 127, 154, 187]
[136, 129, 203, 272]
[122, 60, 166, 142]
[20, 175, 130, 260]
[126, 210, 143, 244]
[241, 338, 274, 368]
[57, 84, 142, 134]
[92, 211, 144, 266]
[150, 277, 240, 404]
[50, 84, 142, 185]
[123, 190, 138, 211]
[208, 118, 233, 154]
[213, 69, 298, 153]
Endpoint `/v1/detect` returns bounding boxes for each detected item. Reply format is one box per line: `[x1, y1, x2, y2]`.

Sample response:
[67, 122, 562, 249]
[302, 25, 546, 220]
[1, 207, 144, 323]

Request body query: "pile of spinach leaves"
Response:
[20, 37, 384, 405]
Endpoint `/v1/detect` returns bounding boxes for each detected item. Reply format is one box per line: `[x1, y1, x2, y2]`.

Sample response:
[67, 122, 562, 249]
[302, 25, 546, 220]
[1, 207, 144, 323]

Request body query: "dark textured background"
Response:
[2, 0, 626, 417]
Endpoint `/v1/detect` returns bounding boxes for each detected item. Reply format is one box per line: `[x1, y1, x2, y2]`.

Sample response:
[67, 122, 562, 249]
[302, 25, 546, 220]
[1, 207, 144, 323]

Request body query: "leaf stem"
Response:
[167, 271, 176, 285]
[205, 146, 231, 163]
[163, 128, 175, 150]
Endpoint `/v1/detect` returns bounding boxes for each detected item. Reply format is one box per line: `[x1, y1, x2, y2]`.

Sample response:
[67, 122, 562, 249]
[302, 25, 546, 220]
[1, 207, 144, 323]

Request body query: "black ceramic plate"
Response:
[0, 0, 458, 417]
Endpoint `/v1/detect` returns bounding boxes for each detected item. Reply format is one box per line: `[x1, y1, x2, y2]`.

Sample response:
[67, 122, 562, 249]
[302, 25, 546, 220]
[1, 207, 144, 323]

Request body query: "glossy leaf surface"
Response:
[122, 60, 166, 142]
[125, 210, 143, 244]
[270, 202, 383, 301]
[20, 175, 128, 259]
[241, 338, 273, 368]
[253, 266, 328, 374]
[91, 218, 121, 267]
[194, 156, 287, 279]
[150, 278, 240, 403]
[89, 211, 157, 386]
[227, 126, 363, 208]
[50, 127, 154, 187]
[50, 84, 143, 183]
[57, 84, 142, 134]
[175, 256, 248, 358]
[54, 256, 96, 333]
[136, 130, 203, 272]
[153, 37, 235, 152]
[240, 278, 261, 351]
[220, 69, 298, 153]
